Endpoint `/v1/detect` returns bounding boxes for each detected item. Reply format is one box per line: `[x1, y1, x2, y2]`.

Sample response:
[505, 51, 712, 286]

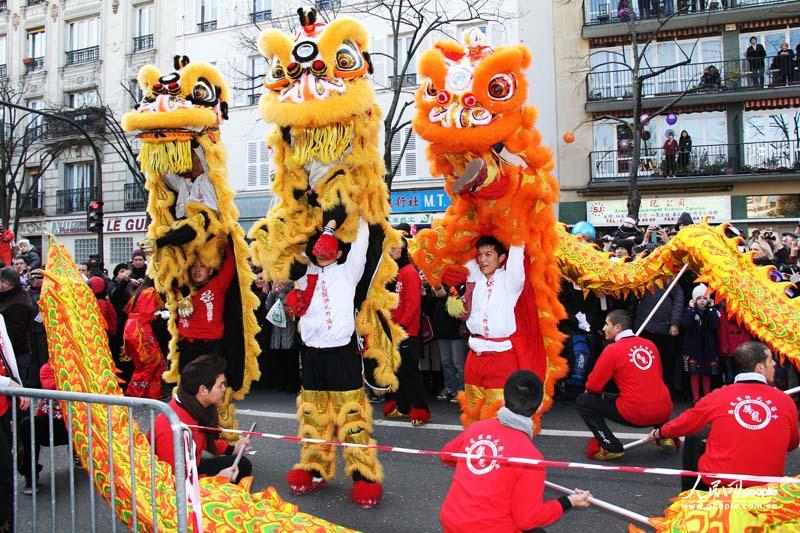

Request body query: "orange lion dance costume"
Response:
[411, 29, 566, 432]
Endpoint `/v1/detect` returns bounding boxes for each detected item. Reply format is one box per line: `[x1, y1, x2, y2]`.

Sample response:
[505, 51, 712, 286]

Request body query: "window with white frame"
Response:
[129, 79, 144, 106]
[135, 4, 153, 37]
[26, 29, 46, 59]
[247, 140, 271, 189]
[74, 238, 98, 264]
[68, 18, 99, 51]
[740, 28, 800, 58]
[64, 161, 93, 190]
[26, 98, 44, 137]
[0, 35, 6, 66]
[66, 89, 98, 109]
[110, 237, 135, 264]
[390, 127, 418, 181]
[743, 109, 800, 169]
[198, 0, 217, 24]
[393, 35, 419, 88]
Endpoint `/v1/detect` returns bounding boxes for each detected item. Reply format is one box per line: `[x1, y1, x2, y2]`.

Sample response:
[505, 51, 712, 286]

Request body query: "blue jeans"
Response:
[437, 338, 467, 392]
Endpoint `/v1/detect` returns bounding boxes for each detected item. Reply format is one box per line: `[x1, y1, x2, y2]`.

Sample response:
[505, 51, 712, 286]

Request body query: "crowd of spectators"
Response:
[562, 213, 800, 407]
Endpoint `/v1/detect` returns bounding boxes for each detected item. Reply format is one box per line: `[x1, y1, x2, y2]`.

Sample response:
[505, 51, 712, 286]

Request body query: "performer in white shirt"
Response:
[460, 236, 526, 424]
[283, 216, 384, 508]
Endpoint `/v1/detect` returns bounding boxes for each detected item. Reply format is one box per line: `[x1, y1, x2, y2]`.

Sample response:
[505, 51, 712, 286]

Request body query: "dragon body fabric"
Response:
[247, 12, 401, 491]
[40, 241, 351, 532]
[410, 30, 567, 432]
[121, 58, 260, 431]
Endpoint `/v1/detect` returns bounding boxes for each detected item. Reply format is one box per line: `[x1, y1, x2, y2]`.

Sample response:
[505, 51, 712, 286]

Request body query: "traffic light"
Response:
[87, 200, 103, 233]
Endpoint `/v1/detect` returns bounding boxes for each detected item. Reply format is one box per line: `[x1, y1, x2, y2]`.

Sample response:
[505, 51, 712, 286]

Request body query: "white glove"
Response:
[575, 312, 591, 332]
[177, 297, 194, 318]
[155, 310, 170, 320]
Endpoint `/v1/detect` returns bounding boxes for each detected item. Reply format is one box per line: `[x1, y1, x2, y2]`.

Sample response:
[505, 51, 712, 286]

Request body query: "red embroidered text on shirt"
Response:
[321, 279, 333, 331]
[482, 276, 495, 337]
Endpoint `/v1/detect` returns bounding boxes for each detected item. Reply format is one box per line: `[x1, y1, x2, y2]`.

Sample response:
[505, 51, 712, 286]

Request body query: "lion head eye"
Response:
[487, 73, 515, 101]
[423, 80, 438, 100]
[266, 58, 286, 84]
[334, 41, 364, 72]
[191, 79, 216, 104]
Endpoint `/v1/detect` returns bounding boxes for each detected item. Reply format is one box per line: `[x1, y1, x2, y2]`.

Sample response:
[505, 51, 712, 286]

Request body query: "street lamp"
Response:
[0, 100, 104, 262]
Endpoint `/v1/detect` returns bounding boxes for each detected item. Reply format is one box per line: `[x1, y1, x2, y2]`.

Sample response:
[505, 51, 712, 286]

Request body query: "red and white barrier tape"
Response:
[188, 424, 799, 486]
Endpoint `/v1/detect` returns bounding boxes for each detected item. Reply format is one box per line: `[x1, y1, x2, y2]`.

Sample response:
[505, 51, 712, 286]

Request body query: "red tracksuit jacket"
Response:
[391, 262, 421, 336]
[585, 333, 673, 426]
[152, 398, 229, 474]
[440, 418, 565, 532]
[660, 379, 799, 487]
[178, 247, 235, 341]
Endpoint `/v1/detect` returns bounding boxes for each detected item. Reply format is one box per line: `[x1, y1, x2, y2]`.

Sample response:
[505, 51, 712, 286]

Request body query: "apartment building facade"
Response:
[550, 0, 800, 233]
[0, 0, 176, 265]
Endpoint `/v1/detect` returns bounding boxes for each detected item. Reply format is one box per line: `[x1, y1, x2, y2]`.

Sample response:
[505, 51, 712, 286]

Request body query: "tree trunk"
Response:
[628, 80, 642, 220]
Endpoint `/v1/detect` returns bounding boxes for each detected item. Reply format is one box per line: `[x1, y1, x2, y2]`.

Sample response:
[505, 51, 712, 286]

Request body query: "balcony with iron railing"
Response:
[0, 1, 7, 11]
[65, 46, 99, 66]
[133, 34, 154, 52]
[24, 57, 45, 74]
[44, 107, 106, 139]
[26, 0, 44, 6]
[589, 140, 800, 184]
[124, 183, 148, 211]
[588, 57, 800, 104]
[20, 191, 45, 217]
[584, 0, 800, 26]
[56, 188, 92, 215]
[388, 73, 418, 89]
[197, 20, 217, 32]
[251, 10, 272, 22]
[24, 124, 45, 143]
[248, 93, 260, 106]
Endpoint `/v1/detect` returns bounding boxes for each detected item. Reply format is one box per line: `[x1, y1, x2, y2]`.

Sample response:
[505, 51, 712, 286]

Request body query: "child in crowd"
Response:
[681, 284, 721, 404]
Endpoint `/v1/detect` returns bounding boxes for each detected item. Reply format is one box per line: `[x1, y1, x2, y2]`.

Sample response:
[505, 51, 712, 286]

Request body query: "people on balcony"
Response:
[618, 0, 632, 20]
[699, 65, 721, 91]
[677, 130, 692, 175]
[745, 37, 766, 87]
[663, 131, 678, 177]
[637, 0, 652, 18]
[771, 42, 794, 86]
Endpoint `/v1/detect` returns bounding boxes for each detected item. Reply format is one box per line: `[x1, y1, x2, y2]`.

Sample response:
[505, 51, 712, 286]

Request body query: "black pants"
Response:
[271, 348, 300, 393]
[301, 339, 362, 391]
[0, 412, 13, 531]
[681, 430, 710, 491]
[394, 337, 429, 414]
[664, 155, 676, 176]
[17, 415, 70, 482]
[197, 454, 252, 484]
[178, 339, 223, 374]
[16, 352, 39, 389]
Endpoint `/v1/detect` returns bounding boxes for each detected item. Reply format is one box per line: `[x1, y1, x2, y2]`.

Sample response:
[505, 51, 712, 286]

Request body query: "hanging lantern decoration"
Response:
[666, 113, 678, 125]
[563, 132, 575, 144]
[641, 130, 651, 141]
[618, 139, 631, 150]
[640, 113, 650, 125]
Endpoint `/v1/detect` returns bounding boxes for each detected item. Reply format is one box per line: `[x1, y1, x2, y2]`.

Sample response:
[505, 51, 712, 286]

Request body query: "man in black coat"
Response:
[0, 267, 35, 387]
[745, 36, 766, 87]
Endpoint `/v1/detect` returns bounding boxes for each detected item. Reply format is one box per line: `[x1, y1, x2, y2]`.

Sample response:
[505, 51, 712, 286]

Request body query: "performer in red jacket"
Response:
[152, 355, 250, 481]
[124, 278, 167, 399]
[383, 236, 430, 426]
[440, 370, 591, 532]
[0, 225, 14, 267]
[576, 309, 674, 460]
[650, 341, 799, 490]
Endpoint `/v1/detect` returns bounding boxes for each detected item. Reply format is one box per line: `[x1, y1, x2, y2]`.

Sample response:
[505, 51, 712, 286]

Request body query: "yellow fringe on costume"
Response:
[285, 123, 355, 168]
[122, 61, 261, 436]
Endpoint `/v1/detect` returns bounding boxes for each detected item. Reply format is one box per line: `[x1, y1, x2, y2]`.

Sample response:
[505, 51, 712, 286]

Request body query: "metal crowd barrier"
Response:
[0, 386, 188, 533]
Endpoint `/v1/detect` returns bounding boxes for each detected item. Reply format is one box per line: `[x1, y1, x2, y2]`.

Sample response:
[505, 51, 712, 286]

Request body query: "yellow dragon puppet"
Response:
[410, 29, 567, 432]
[247, 9, 403, 507]
[121, 57, 260, 431]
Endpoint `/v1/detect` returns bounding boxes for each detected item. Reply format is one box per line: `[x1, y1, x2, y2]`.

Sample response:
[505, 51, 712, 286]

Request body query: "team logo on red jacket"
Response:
[465, 435, 504, 475]
[728, 396, 777, 430]
[628, 345, 654, 371]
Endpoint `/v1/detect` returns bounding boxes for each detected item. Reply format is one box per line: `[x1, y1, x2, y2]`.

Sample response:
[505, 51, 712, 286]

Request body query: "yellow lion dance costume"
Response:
[247, 9, 402, 507]
[121, 57, 260, 430]
[411, 30, 567, 432]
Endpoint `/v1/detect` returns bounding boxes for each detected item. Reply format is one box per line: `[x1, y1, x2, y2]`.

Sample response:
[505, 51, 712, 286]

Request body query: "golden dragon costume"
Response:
[39, 241, 351, 532]
[121, 57, 260, 431]
[247, 9, 402, 506]
[410, 29, 567, 432]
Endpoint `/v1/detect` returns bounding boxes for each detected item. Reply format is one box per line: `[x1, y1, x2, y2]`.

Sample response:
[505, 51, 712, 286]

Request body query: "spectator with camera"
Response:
[751, 230, 779, 266]
[612, 216, 644, 249]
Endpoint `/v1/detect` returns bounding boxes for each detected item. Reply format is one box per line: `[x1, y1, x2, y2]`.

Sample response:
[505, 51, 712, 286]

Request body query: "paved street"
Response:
[13, 390, 800, 532]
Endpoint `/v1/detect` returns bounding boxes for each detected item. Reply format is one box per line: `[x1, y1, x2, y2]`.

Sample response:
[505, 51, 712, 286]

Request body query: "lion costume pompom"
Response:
[411, 29, 567, 433]
[121, 57, 260, 431]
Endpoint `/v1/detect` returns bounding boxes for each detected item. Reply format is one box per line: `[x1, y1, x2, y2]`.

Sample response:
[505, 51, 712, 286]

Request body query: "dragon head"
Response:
[121, 56, 230, 175]
[257, 8, 375, 128]
[413, 28, 532, 154]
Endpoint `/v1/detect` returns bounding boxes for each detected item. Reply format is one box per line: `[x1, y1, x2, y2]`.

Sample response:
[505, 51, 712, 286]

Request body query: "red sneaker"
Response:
[287, 469, 327, 495]
[351, 480, 382, 509]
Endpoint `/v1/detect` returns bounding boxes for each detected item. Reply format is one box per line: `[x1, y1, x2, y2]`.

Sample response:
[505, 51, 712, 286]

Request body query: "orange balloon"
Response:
[563, 132, 575, 144]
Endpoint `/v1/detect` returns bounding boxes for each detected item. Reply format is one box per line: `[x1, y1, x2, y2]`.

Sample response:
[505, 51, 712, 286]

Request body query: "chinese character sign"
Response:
[587, 196, 731, 226]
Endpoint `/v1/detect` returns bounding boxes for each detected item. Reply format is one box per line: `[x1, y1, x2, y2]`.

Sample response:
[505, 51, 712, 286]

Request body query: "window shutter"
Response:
[258, 143, 270, 186]
[247, 141, 258, 188]
[404, 129, 417, 177]
[390, 130, 402, 174]
[370, 37, 387, 89]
